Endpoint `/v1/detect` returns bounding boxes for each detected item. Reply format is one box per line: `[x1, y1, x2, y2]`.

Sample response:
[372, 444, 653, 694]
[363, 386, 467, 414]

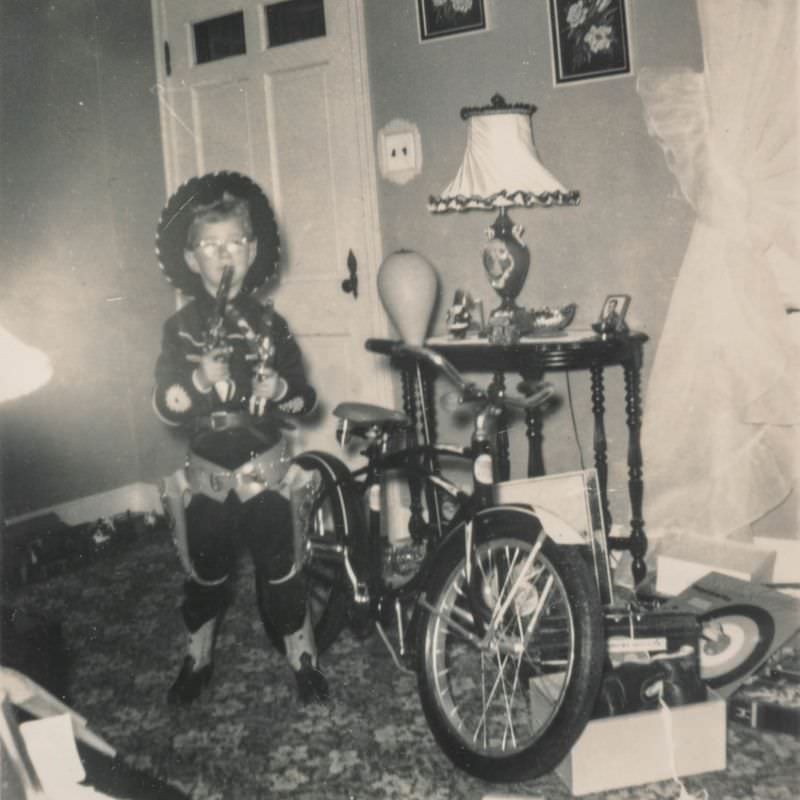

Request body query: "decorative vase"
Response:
[377, 249, 439, 345]
[482, 210, 530, 316]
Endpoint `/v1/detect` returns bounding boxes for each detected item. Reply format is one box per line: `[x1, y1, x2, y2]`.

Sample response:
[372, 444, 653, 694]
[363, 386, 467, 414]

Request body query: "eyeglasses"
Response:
[194, 237, 250, 257]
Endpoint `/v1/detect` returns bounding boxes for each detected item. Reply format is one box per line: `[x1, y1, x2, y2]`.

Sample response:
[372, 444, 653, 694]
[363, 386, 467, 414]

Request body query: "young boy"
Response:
[153, 172, 328, 706]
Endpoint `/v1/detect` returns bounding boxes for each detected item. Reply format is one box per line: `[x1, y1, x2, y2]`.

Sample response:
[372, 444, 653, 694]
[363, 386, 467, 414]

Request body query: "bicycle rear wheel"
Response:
[415, 509, 604, 782]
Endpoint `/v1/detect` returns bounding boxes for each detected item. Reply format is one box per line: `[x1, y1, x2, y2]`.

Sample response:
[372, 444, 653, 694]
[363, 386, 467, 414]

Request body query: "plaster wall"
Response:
[0, 1, 177, 517]
[363, 0, 703, 522]
[1, 0, 705, 529]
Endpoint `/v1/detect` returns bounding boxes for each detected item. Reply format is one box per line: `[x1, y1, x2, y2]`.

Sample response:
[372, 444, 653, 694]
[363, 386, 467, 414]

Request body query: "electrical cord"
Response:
[565, 371, 586, 470]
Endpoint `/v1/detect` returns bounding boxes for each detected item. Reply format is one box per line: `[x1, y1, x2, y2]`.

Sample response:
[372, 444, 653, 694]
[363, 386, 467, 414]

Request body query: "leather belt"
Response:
[195, 411, 252, 433]
[186, 438, 291, 503]
[193, 410, 278, 448]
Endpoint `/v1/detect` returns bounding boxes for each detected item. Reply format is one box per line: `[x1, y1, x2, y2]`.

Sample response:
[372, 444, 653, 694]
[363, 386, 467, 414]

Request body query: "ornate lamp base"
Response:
[482, 210, 530, 317]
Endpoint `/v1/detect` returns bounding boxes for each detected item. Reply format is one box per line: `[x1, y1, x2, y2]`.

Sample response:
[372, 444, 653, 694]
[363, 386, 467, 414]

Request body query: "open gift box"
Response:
[550, 607, 726, 795]
[555, 689, 726, 796]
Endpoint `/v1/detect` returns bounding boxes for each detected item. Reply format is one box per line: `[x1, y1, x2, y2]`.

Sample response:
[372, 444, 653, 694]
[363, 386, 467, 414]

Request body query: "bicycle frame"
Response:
[300, 427, 592, 665]
[292, 340, 607, 782]
[302, 441, 472, 598]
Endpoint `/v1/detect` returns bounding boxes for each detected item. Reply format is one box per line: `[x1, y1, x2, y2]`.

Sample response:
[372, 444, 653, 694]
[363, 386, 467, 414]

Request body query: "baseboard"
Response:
[5, 482, 162, 529]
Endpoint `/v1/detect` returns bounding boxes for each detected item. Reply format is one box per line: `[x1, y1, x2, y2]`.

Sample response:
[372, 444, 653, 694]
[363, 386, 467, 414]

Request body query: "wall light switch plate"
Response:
[384, 131, 416, 172]
[377, 119, 422, 185]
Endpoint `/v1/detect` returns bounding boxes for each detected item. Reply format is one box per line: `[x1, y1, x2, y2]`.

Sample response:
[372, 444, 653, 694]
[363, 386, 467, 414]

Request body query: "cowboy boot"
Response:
[167, 617, 216, 706]
[283, 610, 329, 704]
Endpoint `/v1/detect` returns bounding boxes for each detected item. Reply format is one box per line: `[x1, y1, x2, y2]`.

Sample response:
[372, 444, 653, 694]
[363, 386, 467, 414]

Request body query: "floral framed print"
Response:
[417, 0, 488, 43]
[548, 0, 632, 85]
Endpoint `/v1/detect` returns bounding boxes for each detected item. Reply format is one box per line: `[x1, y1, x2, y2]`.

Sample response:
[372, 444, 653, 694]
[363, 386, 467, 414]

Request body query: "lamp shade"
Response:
[377, 250, 439, 346]
[429, 94, 580, 212]
[0, 324, 52, 403]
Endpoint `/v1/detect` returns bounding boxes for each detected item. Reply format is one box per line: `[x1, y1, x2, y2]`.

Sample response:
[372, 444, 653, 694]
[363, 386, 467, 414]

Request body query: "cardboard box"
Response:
[655, 535, 775, 596]
[728, 655, 800, 736]
[752, 535, 800, 586]
[729, 694, 800, 736]
[556, 690, 726, 796]
[494, 469, 613, 605]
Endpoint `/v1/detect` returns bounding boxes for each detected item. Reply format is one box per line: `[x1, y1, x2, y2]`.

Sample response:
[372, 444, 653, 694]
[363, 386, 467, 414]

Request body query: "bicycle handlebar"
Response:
[364, 338, 554, 413]
[365, 339, 467, 389]
[363, 338, 398, 357]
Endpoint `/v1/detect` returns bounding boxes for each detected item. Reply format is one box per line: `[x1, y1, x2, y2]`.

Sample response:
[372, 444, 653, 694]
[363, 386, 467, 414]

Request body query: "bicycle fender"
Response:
[290, 450, 363, 539]
[434, 504, 585, 555]
[524, 505, 587, 546]
[481, 503, 586, 545]
[291, 449, 352, 485]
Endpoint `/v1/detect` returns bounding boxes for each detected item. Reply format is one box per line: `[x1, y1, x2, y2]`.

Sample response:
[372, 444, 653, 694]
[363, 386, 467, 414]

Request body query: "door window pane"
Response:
[194, 11, 246, 65]
[266, 0, 325, 48]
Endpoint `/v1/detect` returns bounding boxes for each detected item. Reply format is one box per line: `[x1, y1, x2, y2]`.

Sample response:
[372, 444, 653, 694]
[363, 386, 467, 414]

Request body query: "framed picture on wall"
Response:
[417, 0, 488, 43]
[548, 0, 632, 85]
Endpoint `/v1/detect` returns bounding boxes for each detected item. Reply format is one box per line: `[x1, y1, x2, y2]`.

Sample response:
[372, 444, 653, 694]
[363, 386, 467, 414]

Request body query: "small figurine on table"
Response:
[487, 309, 521, 345]
[446, 290, 483, 339]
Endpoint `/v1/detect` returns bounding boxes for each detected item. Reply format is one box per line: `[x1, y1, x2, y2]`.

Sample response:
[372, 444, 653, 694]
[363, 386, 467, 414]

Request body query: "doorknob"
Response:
[341, 249, 358, 299]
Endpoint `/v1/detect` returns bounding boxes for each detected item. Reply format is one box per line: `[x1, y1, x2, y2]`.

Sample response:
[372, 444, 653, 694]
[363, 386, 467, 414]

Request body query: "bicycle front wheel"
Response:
[415, 510, 604, 782]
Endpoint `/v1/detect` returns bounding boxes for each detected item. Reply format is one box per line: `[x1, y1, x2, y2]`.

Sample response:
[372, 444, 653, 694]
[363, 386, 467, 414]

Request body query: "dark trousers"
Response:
[181, 490, 306, 637]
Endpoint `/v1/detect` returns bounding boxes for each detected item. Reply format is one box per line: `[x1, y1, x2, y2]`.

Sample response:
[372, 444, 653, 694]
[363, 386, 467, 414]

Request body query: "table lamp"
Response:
[0, 324, 52, 403]
[429, 94, 579, 337]
[0, 323, 52, 528]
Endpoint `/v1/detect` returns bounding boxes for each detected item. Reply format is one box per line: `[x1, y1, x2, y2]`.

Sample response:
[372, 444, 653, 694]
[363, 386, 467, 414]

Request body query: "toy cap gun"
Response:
[225, 304, 276, 417]
[250, 335, 276, 416]
[204, 265, 235, 401]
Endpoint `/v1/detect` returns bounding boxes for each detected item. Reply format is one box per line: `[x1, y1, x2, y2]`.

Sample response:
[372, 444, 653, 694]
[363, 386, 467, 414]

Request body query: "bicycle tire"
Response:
[261, 451, 363, 655]
[415, 507, 604, 782]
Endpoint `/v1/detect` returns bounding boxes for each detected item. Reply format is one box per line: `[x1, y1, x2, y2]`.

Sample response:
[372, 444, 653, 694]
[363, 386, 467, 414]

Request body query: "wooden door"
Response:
[151, 0, 389, 455]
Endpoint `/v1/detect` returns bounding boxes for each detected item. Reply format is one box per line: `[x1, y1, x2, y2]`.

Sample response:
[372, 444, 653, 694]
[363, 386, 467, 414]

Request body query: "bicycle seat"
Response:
[333, 402, 410, 429]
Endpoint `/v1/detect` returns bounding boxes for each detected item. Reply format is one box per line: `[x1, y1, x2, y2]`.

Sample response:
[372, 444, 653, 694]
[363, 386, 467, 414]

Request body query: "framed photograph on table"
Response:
[417, 0, 488, 43]
[594, 293, 630, 335]
[548, 0, 632, 85]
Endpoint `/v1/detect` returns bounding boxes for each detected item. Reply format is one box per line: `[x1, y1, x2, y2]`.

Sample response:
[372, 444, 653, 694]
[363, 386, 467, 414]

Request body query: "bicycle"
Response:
[281, 338, 605, 782]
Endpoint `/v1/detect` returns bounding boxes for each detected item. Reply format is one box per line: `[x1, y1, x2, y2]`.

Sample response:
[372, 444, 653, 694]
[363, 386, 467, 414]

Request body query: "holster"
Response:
[160, 442, 316, 580]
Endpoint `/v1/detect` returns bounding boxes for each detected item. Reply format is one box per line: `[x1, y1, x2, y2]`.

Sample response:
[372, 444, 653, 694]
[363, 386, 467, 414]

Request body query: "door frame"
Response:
[149, 0, 393, 404]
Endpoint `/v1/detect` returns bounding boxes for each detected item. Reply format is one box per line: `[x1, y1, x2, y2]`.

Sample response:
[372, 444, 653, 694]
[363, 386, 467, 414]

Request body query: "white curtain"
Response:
[637, 0, 799, 543]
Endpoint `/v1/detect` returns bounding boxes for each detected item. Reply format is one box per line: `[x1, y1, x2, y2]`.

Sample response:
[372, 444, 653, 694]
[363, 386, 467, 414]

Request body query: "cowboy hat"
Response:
[155, 171, 280, 296]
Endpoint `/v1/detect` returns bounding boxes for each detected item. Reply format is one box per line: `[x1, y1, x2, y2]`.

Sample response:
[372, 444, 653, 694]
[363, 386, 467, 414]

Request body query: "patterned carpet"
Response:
[5, 530, 799, 800]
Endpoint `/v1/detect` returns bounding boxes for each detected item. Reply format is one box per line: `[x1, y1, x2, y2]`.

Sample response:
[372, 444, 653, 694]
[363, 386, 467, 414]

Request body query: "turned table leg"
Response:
[624, 361, 647, 586]
[525, 408, 544, 478]
[491, 370, 510, 481]
[590, 366, 613, 530]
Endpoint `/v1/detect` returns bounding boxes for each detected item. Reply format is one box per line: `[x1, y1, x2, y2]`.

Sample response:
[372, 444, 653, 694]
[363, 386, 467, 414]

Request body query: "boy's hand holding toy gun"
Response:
[187, 266, 235, 401]
[249, 336, 279, 416]
[224, 303, 283, 417]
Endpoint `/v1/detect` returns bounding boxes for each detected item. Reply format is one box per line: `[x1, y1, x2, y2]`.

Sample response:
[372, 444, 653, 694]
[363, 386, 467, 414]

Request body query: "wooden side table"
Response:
[426, 329, 649, 585]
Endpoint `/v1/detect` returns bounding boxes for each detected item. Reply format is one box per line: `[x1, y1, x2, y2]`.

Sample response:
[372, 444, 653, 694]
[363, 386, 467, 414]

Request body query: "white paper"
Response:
[20, 713, 85, 784]
[19, 714, 119, 799]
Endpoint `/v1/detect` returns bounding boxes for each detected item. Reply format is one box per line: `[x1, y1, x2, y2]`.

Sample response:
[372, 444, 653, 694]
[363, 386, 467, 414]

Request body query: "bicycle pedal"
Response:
[400, 644, 417, 670]
[347, 605, 374, 640]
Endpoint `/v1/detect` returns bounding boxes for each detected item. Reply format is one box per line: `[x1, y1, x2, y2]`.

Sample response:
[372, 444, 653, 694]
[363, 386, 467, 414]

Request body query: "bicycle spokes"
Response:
[423, 536, 576, 755]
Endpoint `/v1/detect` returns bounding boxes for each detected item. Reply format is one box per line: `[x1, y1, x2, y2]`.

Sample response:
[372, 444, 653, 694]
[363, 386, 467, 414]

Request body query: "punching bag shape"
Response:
[377, 250, 439, 345]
